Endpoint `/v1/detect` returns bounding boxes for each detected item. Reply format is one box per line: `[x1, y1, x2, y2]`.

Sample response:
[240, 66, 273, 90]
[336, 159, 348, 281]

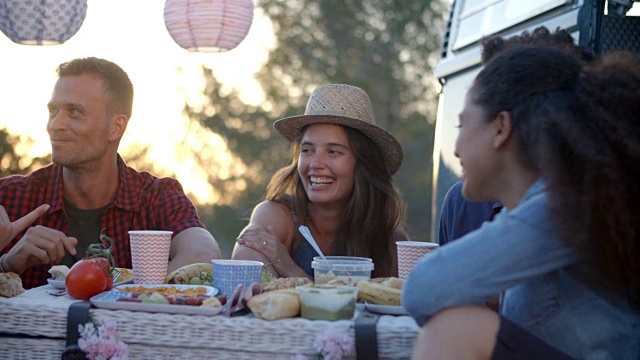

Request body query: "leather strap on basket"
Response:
[355, 310, 381, 360]
[61, 301, 92, 360]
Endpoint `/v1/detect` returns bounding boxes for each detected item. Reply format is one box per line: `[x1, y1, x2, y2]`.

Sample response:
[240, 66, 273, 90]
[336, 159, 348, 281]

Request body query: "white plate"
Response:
[47, 278, 66, 289]
[90, 284, 222, 316]
[365, 302, 409, 316]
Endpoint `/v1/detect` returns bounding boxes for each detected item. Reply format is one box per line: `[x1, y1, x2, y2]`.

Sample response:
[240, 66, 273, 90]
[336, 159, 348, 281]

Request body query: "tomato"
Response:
[66, 258, 113, 300]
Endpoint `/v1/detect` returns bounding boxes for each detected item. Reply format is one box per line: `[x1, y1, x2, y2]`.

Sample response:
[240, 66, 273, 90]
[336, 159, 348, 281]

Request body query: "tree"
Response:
[0, 128, 51, 176]
[184, 0, 447, 247]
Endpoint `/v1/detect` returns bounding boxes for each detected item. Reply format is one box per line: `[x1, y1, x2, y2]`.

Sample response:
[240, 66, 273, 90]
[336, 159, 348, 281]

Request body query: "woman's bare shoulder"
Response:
[247, 201, 294, 238]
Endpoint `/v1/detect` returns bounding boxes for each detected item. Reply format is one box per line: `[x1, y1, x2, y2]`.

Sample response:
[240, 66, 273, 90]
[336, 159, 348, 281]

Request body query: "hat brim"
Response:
[274, 114, 403, 175]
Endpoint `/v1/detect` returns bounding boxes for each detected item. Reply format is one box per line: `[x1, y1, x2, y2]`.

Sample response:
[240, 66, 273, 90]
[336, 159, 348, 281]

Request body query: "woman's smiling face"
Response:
[298, 123, 357, 206]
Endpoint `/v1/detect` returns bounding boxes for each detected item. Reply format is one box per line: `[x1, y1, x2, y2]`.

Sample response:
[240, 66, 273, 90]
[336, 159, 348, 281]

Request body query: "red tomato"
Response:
[65, 258, 113, 300]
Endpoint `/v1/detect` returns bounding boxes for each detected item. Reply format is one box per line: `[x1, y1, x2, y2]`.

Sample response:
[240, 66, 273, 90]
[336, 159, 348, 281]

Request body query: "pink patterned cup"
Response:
[396, 241, 439, 280]
[129, 230, 173, 284]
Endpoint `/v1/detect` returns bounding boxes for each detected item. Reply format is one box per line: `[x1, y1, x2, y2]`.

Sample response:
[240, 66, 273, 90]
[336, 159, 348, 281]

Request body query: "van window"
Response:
[455, 0, 572, 49]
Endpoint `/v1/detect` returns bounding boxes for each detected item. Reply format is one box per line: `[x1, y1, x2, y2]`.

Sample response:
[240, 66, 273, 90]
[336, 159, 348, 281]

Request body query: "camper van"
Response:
[430, 0, 640, 240]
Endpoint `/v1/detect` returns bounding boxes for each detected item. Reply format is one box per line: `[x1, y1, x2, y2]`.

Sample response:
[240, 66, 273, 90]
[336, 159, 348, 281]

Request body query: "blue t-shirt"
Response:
[438, 181, 502, 245]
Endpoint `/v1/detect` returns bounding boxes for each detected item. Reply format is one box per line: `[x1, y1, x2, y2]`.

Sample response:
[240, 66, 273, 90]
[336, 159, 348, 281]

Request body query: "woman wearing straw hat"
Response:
[233, 84, 408, 278]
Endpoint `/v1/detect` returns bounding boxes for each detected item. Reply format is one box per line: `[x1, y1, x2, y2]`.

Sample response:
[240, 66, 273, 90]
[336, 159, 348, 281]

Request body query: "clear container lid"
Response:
[311, 256, 374, 271]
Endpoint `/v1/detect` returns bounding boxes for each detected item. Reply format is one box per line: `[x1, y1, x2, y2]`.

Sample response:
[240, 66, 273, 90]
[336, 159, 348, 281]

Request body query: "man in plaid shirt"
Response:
[0, 57, 221, 289]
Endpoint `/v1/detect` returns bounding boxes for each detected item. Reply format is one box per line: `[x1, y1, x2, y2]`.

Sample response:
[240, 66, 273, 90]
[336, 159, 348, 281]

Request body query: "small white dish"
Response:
[47, 278, 66, 289]
[365, 302, 409, 316]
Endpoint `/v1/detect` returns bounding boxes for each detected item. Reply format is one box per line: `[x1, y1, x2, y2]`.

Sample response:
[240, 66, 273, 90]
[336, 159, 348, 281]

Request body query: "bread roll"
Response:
[48, 265, 70, 280]
[0, 272, 25, 298]
[247, 290, 300, 320]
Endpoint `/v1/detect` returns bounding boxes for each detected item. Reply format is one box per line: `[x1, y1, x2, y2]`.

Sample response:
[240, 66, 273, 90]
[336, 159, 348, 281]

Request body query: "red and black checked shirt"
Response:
[0, 155, 206, 289]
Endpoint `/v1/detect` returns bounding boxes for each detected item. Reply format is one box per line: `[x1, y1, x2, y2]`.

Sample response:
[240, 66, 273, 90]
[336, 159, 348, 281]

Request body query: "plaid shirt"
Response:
[0, 155, 205, 289]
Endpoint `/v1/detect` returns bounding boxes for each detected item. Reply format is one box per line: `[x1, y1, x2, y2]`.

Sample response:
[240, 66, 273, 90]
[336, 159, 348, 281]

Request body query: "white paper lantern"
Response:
[0, 0, 87, 45]
[164, 0, 255, 53]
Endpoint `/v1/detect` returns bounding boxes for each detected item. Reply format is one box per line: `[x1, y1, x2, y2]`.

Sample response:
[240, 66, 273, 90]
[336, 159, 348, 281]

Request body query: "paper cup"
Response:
[396, 241, 439, 280]
[212, 259, 263, 296]
[129, 230, 173, 284]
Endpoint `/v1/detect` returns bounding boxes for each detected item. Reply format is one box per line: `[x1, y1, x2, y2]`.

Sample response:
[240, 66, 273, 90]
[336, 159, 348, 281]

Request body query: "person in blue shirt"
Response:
[437, 27, 596, 246]
[404, 45, 640, 359]
[438, 181, 501, 246]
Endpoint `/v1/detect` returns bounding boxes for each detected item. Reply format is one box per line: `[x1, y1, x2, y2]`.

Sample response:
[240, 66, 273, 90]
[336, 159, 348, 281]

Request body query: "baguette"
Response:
[247, 290, 300, 320]
[356, 280, 402, 306]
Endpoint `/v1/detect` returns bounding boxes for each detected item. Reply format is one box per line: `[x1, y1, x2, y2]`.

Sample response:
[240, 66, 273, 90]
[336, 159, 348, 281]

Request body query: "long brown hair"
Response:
[266, 125, 406, 277]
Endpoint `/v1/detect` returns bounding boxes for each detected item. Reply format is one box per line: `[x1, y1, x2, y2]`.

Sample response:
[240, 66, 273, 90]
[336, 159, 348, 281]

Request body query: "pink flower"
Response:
[290, 354, 310, 360]
[312, 329, 354, 360]
[78, 319, 128, 360]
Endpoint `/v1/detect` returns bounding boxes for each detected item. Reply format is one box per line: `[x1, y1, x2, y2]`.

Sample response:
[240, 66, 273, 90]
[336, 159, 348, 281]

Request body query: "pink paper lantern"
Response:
[164, 0, 254, 53]
[0, 0, 87, 45]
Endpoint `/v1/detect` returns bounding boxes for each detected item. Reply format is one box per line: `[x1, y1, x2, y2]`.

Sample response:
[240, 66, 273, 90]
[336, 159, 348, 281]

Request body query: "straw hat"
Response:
[274, 84, 403, 174]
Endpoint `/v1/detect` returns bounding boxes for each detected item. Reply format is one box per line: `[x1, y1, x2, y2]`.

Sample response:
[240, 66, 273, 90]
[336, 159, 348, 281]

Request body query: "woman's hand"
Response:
[236, 226, 307, 278]
[237, 226, 286, 264]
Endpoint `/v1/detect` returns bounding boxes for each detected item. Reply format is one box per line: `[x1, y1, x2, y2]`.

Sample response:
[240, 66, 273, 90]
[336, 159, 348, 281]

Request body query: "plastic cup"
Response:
[297, 285, 359, 320]
[212, 259, 263, 296]
[396, 241, 439, 279]
[311, 256, 374, 285]
[129, 230, 173, 284]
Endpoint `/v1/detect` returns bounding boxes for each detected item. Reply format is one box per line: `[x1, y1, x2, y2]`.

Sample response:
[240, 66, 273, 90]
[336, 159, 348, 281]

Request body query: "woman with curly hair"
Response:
[404, 46, 640, 359]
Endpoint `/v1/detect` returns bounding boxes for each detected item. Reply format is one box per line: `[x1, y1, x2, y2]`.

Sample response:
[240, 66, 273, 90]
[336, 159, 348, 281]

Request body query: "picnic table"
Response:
[0, 285, 420, 359]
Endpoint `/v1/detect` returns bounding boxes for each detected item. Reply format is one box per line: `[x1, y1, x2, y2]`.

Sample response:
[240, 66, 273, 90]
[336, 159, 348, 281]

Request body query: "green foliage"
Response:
[0, 128, 51, 176]
[188, 0, 447, 242]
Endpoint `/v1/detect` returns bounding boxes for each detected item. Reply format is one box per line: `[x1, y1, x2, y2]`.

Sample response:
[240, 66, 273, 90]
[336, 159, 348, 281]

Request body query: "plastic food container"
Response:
[311, 256, 374, 285]
[297, 285, 359, 320]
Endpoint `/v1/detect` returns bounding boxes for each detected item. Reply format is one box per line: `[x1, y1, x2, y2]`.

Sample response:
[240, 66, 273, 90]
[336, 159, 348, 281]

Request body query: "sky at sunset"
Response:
[0, 0, 274, 204]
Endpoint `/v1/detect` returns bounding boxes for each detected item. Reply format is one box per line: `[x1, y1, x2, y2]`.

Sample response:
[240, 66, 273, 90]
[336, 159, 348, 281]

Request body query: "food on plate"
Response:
[116, 291, 225, 308]
[0, 272, 25, 297]
[378, 276, 404, 290]
[48, 265, 70, 280]
[201, 296, 222, 308]
[356, 277, 404, 306]
[261, 270, 273, 283]
[115, 268, 133, 283]
[247, 289, 300, 320]
[261, 277, 312, 291]
[165, 262, 213, 286]
[139, 292, 170, 304]
[117, 285, 208, 297]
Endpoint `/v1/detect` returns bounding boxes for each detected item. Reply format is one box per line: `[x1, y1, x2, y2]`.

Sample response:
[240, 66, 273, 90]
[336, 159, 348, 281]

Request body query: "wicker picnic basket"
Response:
[0, 286, 419, 359]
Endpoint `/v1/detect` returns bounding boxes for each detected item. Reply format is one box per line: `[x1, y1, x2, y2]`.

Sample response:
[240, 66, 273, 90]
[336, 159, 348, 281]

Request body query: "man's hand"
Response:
[0, 204, 51, 250]
[2, 225, 77, 274]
